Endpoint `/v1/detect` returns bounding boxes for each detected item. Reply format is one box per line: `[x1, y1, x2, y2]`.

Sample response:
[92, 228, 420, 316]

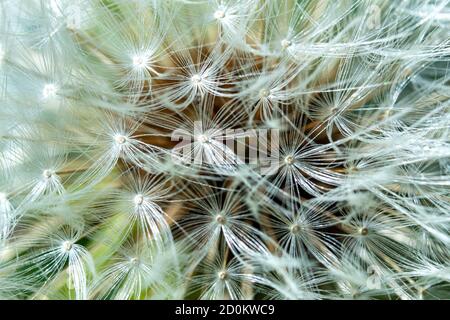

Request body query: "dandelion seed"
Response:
[218, 270, 228, 280]
[215, 214, 226, 225]
[359, 227, 369, 236]
[259, 88, 270, 99]
[61, 240, 73, 252]
[284, 155, 295, 166]
[22, 226, 95, 300]
[91, 242, 176, 300]
[133, 194, 144, 206]
[190, 73, 213, 95]
[190, 253, 263, 300]
[42, 84, 58, 99]
[32, 168, 64, 199]
[290, 224, 301, 235]
[129, 257, 140, 266]
[114, 134, 127, 145]
[178, 186, 268, 259]
[42, 169, 55, 179]
[214, 10, 226, 20]
[191, 74, 203, 86]
[196, 134, 209, 144]
[280, 39, 292, 49]
[132, 53, 150, 70]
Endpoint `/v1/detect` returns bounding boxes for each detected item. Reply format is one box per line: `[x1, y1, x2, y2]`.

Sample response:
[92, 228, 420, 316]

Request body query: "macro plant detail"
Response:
[0, 0, 449, 300]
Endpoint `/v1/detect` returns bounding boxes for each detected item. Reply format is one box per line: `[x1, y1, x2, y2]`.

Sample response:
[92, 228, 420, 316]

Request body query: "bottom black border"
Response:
[1, 300, 444, 319]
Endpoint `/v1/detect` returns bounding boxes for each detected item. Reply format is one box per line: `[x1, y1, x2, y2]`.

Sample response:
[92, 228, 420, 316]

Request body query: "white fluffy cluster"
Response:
[0, 0, 449, 300]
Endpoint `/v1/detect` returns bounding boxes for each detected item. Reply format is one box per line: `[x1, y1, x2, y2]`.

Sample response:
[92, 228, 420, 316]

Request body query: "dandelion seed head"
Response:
[1, 0, 449, 301]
